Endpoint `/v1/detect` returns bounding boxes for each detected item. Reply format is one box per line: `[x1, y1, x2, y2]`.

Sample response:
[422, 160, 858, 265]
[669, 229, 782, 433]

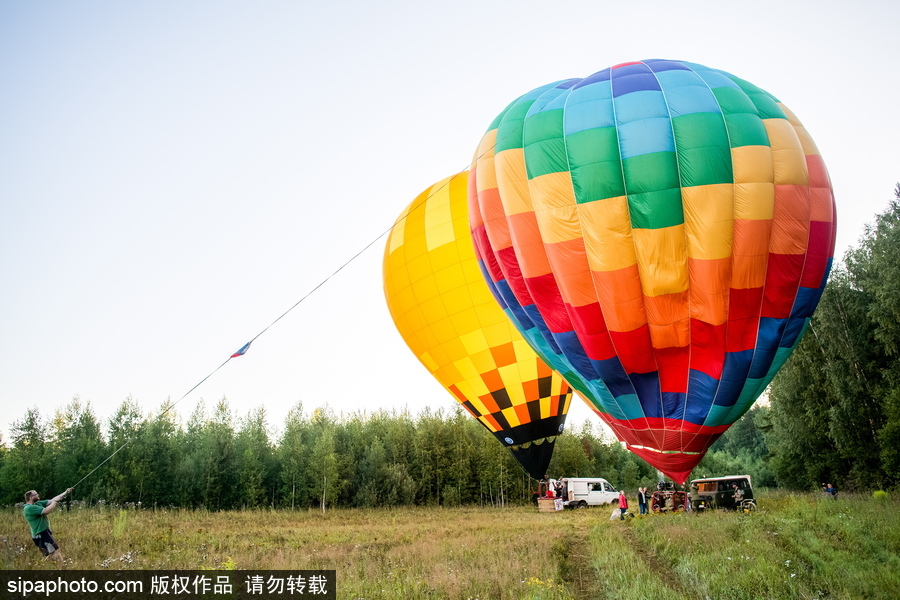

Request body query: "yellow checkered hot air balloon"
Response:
[383, 172, 572, 479]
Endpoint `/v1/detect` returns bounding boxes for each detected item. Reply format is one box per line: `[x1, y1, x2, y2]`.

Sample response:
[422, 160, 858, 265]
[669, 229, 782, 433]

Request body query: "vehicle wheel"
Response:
[742, 500, 757, 513]
[577, 501, 588, 509]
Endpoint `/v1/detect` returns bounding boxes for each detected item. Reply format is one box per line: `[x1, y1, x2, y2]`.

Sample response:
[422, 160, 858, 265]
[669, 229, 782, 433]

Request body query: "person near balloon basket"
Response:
[731, 484, 745, 510]
[638, 487, 649, 515]
[618, 491, 630, 520]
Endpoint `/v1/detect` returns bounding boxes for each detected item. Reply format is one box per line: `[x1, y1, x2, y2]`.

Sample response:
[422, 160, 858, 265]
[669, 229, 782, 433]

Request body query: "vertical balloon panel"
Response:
[383, 172, 573, 479]
[469, 60, 836, 483]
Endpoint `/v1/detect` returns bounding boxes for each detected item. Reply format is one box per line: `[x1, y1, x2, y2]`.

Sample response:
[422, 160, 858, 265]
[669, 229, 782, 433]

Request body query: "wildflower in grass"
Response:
[98, 556, 115, 568]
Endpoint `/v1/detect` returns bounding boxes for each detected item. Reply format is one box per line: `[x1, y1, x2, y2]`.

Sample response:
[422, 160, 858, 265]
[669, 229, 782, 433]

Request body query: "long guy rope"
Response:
[68, 119, 526, 492]
[69, 170, 468, 491]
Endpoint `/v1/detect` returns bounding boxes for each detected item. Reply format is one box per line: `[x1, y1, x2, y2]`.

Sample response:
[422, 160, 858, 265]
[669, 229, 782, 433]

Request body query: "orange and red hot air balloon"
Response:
[467, 60, 836, 483]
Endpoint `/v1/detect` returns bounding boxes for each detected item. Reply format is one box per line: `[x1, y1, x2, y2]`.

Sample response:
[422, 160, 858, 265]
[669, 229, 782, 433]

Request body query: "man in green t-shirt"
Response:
[23, 488, 73, 561]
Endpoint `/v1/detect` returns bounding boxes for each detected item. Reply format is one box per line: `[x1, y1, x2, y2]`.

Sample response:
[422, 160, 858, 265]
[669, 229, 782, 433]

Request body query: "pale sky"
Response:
[2, 0, 898, 442]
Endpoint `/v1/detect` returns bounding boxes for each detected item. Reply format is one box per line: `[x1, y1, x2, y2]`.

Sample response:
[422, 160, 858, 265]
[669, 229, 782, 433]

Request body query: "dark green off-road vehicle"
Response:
[689, 475, 756, 512]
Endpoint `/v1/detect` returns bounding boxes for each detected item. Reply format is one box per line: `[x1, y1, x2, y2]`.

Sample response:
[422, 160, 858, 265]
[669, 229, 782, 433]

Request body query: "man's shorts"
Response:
[32, 529, 59, 556]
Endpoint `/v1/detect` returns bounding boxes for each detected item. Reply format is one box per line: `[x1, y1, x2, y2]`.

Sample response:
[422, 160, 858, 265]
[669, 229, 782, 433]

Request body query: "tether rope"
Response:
[69, 115, 530, 492]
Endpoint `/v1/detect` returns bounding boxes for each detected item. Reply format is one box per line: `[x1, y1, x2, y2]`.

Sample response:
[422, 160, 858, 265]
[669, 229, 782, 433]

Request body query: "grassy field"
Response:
[2, 492, 898, 599]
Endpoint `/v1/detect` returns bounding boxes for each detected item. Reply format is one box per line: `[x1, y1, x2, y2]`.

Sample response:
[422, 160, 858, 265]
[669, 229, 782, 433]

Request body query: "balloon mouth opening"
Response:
[626, 444, 702, 485]
[494, 416, 567, 480]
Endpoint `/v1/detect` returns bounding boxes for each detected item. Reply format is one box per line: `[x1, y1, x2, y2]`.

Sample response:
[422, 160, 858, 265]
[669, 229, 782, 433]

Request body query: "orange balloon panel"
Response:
[383, 172, 572, 478]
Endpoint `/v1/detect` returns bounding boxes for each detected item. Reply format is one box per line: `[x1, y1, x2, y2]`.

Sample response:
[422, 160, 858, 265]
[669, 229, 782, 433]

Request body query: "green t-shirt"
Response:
[23, 500, 51, 537]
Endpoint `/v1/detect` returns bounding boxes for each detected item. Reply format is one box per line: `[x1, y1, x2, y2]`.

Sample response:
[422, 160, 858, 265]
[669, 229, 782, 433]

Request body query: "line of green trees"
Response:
[0, 345, 886, 511]
[0, 397, 666, 509]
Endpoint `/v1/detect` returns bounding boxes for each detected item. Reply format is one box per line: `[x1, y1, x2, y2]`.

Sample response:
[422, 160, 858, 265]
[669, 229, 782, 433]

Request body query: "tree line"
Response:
[0, 343, 884, 511]
[0, 397, 668, 509]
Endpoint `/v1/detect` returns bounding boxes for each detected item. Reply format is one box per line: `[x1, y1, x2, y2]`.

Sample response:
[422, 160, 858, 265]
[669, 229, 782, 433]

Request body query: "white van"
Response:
[559, 477, 619, 508]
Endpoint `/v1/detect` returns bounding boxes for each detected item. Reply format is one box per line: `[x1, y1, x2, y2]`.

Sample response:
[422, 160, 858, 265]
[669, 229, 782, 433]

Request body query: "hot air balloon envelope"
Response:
[468, 60, 836, 483]
[384, 172, 573, 479]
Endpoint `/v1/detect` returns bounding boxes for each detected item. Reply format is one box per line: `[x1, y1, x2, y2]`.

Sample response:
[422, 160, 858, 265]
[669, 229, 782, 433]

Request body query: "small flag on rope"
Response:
[231, 342, 252, 358]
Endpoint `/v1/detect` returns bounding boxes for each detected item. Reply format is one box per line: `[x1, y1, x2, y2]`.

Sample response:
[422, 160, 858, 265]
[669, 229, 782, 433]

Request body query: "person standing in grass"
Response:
[618, 490, 629, 520]
[637, 487, 648, 515]
[23, 488, 73, 562]
[731, 484, 744, 509]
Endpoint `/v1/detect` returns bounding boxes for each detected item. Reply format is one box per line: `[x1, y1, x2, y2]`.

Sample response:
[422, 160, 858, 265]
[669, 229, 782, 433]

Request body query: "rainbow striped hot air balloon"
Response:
[383, 173, 573, 479]
[468, 59, 836, 483]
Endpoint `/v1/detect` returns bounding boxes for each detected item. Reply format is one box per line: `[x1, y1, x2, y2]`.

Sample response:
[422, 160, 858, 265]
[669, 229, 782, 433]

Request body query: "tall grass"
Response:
[2, 492, 897, 599]
[621, 491, 900, 600]
[2, 506, 579, 599]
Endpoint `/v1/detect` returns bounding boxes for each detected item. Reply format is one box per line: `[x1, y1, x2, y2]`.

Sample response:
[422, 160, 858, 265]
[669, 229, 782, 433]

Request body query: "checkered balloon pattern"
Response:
[384, 172, 572, 479]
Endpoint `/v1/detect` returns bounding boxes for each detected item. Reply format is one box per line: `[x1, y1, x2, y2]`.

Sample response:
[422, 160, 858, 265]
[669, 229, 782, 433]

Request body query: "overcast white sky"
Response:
[2, 0, 898, 442]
